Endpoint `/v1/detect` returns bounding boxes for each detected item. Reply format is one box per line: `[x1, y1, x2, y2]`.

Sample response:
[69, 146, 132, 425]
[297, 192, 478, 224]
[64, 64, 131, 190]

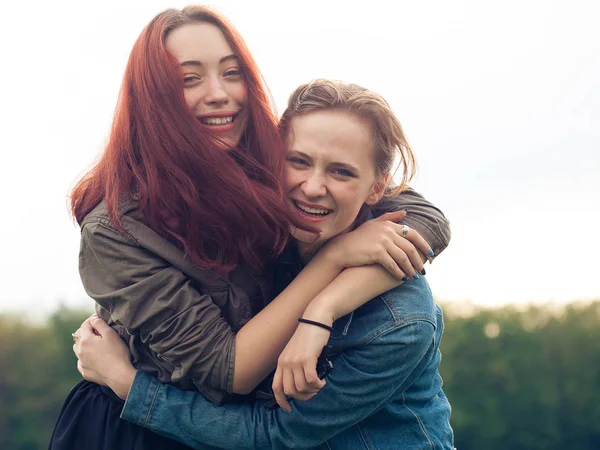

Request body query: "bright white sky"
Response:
[1, 0, 599, 318]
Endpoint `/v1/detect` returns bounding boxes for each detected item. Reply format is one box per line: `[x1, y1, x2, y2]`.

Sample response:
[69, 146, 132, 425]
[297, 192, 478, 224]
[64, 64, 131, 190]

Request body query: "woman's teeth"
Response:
[294, 201, 331, 216]
[200, 116, 234, 125]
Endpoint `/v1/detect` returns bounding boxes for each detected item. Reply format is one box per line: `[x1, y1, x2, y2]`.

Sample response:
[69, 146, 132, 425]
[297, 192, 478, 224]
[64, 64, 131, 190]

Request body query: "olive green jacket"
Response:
[78, 189, 450, 404]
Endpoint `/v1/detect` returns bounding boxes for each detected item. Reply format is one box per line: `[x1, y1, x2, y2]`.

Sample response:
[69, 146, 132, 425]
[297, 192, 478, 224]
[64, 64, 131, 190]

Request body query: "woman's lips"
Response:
[291, 200, 332, 223]
[197, 112, 239, 133]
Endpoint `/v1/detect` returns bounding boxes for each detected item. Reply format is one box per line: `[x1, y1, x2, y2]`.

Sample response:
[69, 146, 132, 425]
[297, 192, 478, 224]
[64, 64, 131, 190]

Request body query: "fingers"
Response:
[379, 253, 407, 280]
[272, 367, 291, 413]
[381, 218, 434, 263]
[302, 359, 326, 393]
[273, 358, 326, 412]
[389, 234, 424, 277]
[78, 320, 96, 340]
[290, 366, 317, 401]
[372, 210, 407, 223]
[402, 227, 434, 263]
[89, 315, 113, 338]
[293, 357, 324, 395]
[282, 368, 296, 410]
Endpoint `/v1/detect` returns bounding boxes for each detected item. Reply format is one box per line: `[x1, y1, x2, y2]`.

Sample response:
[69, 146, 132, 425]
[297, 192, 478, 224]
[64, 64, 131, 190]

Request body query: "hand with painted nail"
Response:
[324, 210, 432, 280]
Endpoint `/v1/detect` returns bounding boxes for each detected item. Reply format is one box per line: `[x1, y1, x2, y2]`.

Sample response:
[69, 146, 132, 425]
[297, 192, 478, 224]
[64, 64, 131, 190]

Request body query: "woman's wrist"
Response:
[303, 296, 336, 326]
[317, 239, 348, 271]
[108, 366, 137, 401]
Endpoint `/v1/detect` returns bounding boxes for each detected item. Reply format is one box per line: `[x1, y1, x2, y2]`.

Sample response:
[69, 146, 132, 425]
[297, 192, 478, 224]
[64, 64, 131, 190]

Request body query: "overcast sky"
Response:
[1, 0, 598, 318]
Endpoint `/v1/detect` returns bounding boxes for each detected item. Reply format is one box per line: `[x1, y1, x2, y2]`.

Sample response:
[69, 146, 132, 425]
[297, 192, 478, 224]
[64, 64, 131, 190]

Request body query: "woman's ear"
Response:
[365, 175, 388, 205]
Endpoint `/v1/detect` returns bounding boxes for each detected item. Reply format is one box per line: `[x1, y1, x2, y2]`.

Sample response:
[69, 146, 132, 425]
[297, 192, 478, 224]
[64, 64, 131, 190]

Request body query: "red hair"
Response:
[71, 6, 299, 272]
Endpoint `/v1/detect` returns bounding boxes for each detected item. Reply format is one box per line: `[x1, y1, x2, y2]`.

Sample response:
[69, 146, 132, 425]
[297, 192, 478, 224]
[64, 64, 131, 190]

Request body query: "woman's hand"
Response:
[72, 315, 136, 400]
[324, 210, 433, 280]
[272, 307, 332, 412]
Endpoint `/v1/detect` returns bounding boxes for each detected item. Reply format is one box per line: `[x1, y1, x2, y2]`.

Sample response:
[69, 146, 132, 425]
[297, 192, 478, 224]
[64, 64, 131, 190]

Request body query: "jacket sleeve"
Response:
[79, 221, 236, 395]
[375, 188, 451, 259]
[120, 282, 437, 449]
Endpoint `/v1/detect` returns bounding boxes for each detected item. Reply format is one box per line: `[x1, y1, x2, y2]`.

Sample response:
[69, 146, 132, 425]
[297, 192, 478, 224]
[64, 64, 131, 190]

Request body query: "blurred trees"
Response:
[0, 306, 91, 450]
[0, 301, 599, 449]
[440, 301, 600, 450]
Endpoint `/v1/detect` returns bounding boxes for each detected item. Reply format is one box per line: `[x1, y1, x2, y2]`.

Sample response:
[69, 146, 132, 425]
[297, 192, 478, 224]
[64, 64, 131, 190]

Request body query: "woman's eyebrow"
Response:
[180, 60, 203, 67]
[289, 150, 312, 160]
[180, 55, 238, 67]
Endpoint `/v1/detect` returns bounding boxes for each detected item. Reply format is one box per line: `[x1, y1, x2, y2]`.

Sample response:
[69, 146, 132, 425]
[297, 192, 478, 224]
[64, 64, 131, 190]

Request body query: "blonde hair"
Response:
[279, 79, 416, 195]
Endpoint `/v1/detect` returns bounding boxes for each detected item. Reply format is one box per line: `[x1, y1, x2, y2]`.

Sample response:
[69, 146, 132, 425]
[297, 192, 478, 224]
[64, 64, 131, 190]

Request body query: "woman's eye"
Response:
[332, 168, 355, 177]
[288, 157, 308, 166]
[183, 75, 201, 84]
[224, 68, 242, 78]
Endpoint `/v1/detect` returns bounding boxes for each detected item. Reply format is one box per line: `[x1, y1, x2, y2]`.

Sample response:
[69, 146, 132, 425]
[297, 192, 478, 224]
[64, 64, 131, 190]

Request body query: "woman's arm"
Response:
[229, 211, 427, 394]
[320, 187, 450, 325]
[272, 189, 450, 408]
[80, 212, 418, 397]
[74, 278, 441, 449]
[237, 188, 449, 395]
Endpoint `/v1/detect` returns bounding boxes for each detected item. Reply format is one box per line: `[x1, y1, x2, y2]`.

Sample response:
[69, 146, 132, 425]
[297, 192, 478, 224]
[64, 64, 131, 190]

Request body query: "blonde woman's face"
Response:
[284, 110, 385, 254]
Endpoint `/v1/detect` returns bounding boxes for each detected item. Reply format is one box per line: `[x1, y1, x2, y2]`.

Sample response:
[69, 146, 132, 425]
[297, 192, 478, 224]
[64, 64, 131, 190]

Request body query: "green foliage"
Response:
[439, 301, 600, 450]
[0, 301, 599, 449]
[0, 306, 91, 450]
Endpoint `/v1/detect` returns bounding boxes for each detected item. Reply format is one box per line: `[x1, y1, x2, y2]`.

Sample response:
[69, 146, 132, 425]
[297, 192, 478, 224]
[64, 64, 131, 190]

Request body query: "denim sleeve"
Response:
[121, 319, 436, 449]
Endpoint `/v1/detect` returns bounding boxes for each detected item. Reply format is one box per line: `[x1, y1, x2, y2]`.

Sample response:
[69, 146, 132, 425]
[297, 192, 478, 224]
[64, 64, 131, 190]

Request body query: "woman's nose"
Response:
[301, 173, 327, 198]
[204, 77, 228, 104]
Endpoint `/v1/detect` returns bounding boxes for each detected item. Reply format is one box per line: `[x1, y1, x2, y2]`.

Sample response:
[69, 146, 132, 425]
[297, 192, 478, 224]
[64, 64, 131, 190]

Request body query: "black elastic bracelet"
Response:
[298, 318, 333, 332]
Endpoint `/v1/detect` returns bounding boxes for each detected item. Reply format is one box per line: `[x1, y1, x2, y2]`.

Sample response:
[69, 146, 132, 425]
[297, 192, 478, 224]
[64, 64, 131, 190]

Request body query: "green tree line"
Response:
[1, 301, 599, 450]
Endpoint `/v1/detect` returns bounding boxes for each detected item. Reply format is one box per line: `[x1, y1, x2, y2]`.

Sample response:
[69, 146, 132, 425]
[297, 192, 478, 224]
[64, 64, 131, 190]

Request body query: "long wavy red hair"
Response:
[71, 6, 298, 272]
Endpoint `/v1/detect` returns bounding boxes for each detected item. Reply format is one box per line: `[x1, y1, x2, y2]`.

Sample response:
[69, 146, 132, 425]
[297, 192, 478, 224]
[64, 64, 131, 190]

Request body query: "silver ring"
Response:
[72, 333, 79, 343]
[401, 225, 410, 237]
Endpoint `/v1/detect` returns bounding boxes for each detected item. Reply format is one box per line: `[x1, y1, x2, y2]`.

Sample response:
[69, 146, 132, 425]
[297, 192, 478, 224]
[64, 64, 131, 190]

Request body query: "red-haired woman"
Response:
[49, 6, 450, 450]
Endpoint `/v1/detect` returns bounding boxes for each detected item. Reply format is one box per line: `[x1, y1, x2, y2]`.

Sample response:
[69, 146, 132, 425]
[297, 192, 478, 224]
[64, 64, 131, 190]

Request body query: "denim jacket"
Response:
[79, 188, 450, 406]
[121, 275, 454, 449]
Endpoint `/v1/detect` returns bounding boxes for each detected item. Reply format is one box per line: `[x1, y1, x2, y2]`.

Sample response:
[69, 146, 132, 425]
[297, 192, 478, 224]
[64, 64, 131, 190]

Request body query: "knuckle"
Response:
[278, 357, 291, 367]
[301, 355, 314, 365]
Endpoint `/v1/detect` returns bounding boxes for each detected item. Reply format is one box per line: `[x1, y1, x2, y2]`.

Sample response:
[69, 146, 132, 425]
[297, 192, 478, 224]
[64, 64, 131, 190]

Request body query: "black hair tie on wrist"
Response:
[298, 318, 333, 332]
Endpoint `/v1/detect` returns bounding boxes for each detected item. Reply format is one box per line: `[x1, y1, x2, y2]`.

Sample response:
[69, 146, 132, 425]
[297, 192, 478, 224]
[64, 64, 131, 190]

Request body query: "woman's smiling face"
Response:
[166, 21, 248, 147]
[285, 109, 386, 254]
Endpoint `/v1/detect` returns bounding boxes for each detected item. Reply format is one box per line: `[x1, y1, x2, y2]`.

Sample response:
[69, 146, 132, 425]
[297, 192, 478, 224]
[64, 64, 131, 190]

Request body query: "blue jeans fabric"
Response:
[121, 276, 454, 449]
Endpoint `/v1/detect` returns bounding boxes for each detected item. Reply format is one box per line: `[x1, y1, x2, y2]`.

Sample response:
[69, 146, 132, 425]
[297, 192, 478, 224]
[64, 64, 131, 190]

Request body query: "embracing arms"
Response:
[79, 211, 418, 398]
[75, 278, 441, 449]
[79, 189, 449, 399]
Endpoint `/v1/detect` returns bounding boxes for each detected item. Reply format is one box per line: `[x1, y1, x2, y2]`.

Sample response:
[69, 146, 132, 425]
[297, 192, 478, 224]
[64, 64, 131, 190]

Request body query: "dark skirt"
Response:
[48, 379, 193, 450]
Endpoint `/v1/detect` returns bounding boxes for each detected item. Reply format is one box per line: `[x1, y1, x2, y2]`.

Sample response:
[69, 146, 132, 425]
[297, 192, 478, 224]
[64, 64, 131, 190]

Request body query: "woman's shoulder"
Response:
[380, 277, 436, 319]
[331, 279, 438, 351]
[351, 278, 437, 330]
[81, 193, 140, 230]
